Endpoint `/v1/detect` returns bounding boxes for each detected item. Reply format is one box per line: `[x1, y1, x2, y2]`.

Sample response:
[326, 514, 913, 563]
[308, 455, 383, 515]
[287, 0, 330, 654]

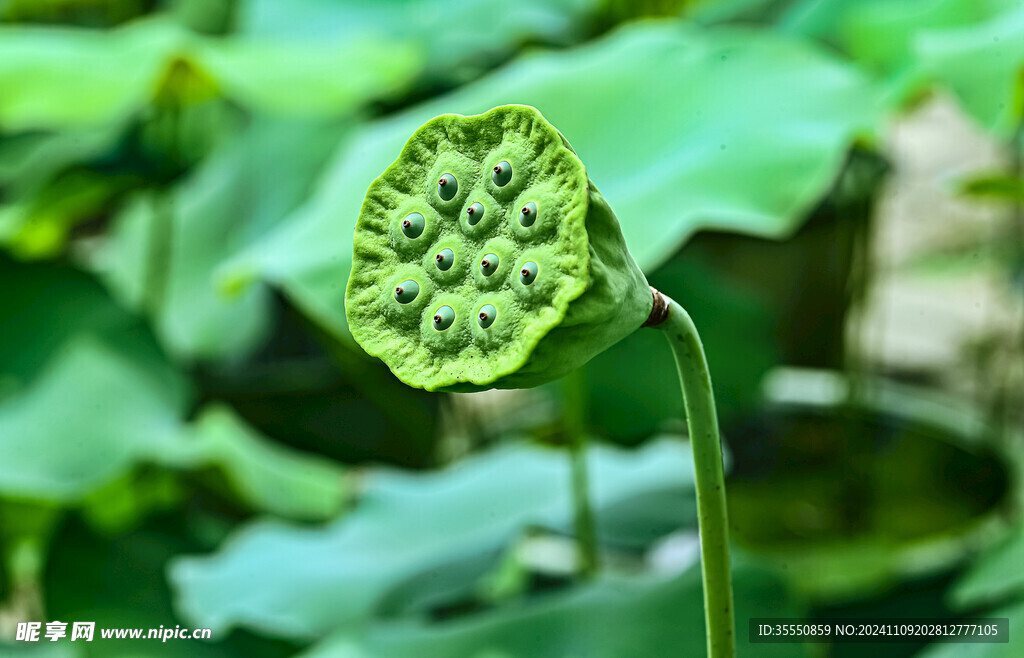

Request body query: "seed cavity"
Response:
[437, 173, 458, 201]
[519, 202, 537, 227]
[401, 212, 425, 239]
[480, 253, 500, 277]
[478, 304, 497, 329]
[394, 280, 420, 303]
[520, 261, 538, 285]
[492, 161, 512, 187]
[435, 248, 454, 271]
[432, 305, 455, 331]
[466, 202, 484, 225]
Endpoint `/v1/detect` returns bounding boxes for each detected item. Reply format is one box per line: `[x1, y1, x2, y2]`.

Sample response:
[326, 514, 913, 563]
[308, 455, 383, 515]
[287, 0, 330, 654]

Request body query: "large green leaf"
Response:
[238, 0, 598, 81]
[299, 564, 801, 658]
[0, 259, 349, 518]
[0, 20, 174, 131]
[168, 438, 698, 640]
[0, 17, 420, 131]
[0, 335, 188, 503]
[0, 336, 348, 519]
[91, 117, 343, 360]
[223, 20, 880, 343]
[176, 404, 352, 522]
[699, 0, 1021, 113]
[914, 3, 1024, 137]
[778, 0, 1014, 70]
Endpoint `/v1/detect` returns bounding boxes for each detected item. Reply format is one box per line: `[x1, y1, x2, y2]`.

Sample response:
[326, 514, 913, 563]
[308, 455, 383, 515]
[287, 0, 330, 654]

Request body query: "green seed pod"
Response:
[346, 104, 652, 391]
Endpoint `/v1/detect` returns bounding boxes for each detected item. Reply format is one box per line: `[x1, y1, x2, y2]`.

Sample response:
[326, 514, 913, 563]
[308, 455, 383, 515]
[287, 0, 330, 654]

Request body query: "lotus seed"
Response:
[437, 173, 458, 201]
[394, 280, 420, 303]
[432, 305, 455, 331]
[480, 253, 500, 276]
[435, 248, 455, 271]
[519, 202, 537, 227]
[466, 202, 484, 225]
[520, 262, 538, 285]
[478, 304, 497, 329]
[401, 212, 425, 239]
[492, 160, 512, 187]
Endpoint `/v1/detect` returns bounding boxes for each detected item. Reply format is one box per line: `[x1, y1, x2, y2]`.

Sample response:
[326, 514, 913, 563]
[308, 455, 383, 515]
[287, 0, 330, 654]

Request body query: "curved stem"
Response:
[658, 296, 735, 658]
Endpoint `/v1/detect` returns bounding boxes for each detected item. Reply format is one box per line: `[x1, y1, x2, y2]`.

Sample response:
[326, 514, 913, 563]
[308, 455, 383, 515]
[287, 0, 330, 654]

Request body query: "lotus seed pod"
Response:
[346, 104, 652, 391]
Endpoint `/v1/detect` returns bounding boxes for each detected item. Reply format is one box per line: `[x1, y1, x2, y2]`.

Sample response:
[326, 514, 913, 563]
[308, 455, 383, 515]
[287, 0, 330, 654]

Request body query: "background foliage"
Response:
[1, 0, 1023, 656]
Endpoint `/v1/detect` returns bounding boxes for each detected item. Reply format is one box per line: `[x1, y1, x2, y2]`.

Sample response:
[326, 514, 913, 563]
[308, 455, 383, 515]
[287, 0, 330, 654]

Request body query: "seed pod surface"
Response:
[346, 105, 650, 391]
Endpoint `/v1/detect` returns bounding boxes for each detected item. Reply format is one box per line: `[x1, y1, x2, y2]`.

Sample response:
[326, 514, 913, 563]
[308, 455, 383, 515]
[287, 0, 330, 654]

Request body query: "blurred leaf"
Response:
[585, 250, 779, 441]
[0, 258, 348, 518]
[0, 19, 176, 130]
[698, 0, 1019, 111]
[778, 0, 1014, 71]
[179, 404, 351, 521]
[91, 118, 343, 360]
[194, 38, 419, 118]
[689, 0, 792, 24]
[41, 513, 289, 658]
[0, 124, 122, 195]
[0, 169, 135, 259]
[914, 2, 1024, 137]
[949, 522, 1024, 610]
[0, 335, 349, 515]
[0, 16, 420, 131]
[168, 438, 697, 640]
[0, 336, 188, 503]
[238, 0, 599, 82]
[299, 564, 801, 658]
[959, 172, 1024, 201]
[224, 20, 880, 342]
[0, 256, 172, 392]
[79, 467, 187, 535]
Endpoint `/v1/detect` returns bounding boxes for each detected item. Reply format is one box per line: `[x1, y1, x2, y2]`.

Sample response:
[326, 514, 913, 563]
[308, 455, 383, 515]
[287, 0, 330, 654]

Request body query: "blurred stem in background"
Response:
[563, 369, 599, 578]
[142, 105, 179, 318]
[0, 503, 61, 634]
[657, 294, 735, 658]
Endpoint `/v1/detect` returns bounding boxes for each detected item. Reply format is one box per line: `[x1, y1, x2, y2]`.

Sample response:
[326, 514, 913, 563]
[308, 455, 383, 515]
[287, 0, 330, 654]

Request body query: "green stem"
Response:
[659, 296, 735, 658]
[563, 369, 599, 578]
